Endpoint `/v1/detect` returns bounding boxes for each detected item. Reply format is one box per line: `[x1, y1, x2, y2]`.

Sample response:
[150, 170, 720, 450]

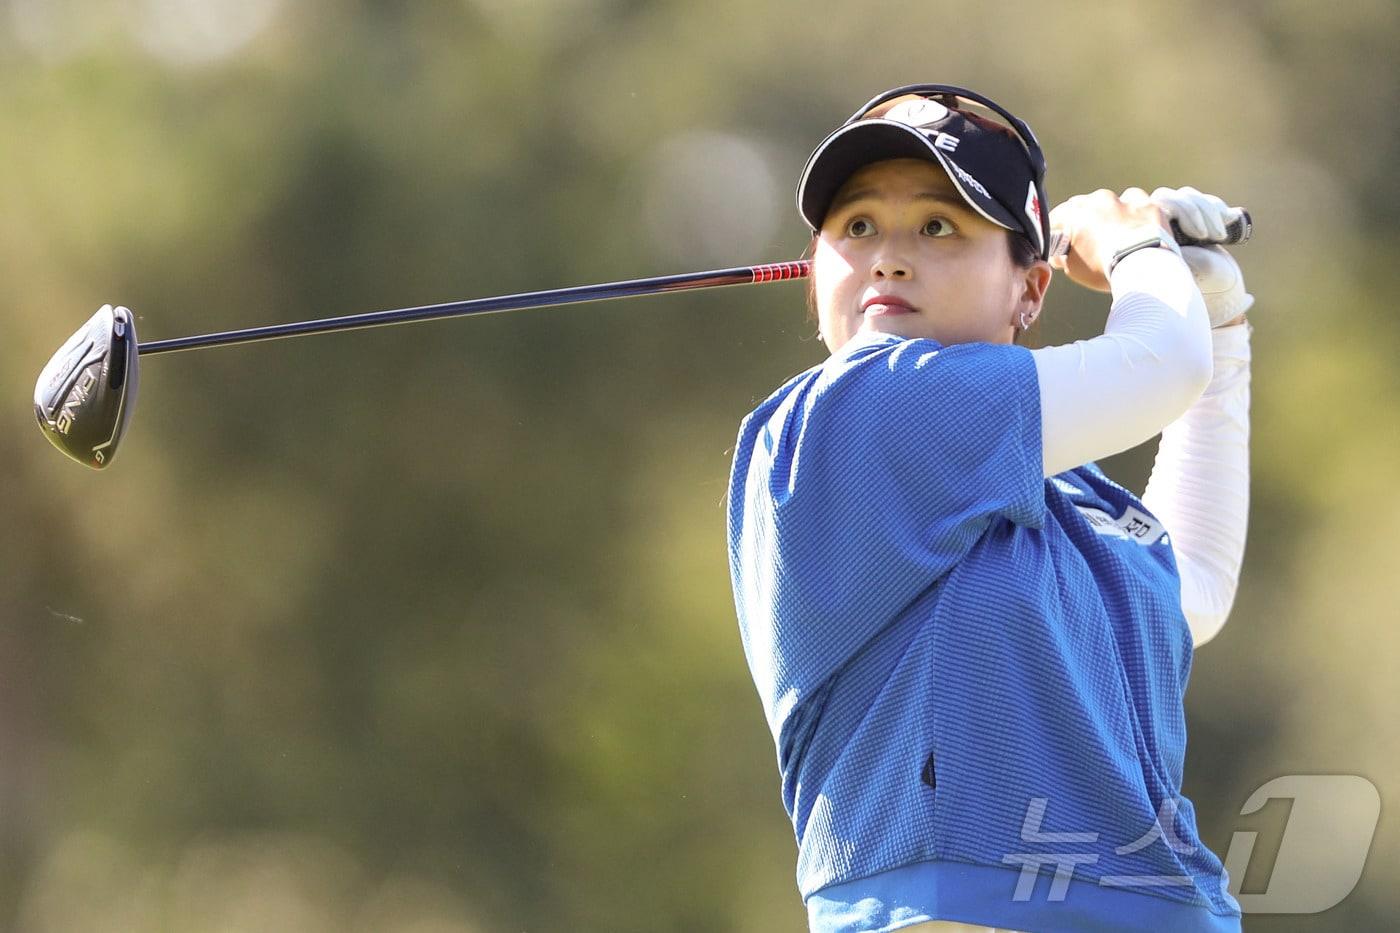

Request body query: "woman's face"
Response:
[813, 158, 1050, 353]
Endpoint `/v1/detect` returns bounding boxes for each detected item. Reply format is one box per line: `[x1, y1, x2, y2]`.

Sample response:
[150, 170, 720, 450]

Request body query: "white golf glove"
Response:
[1143, 186, 1254, 328]
[1179, 244, 1253, 328]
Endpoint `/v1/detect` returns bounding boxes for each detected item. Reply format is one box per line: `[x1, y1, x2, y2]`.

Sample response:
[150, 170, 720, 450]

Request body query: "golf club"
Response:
[33, 260, 812, 470]
[33, 212, 1250, 470]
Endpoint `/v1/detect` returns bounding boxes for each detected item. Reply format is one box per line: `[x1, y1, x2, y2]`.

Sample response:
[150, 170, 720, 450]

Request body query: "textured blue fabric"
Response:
[726, 329, 1242, 931]
[808, 861, 1244, 932]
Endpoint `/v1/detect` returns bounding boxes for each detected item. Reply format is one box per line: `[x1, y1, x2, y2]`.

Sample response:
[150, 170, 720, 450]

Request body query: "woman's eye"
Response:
[846, 218, 875, 238]
[922, 217, 954, 237]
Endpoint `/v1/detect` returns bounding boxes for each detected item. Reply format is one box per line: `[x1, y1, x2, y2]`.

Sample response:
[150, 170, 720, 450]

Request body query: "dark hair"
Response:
[1007, 231, 1038, 269]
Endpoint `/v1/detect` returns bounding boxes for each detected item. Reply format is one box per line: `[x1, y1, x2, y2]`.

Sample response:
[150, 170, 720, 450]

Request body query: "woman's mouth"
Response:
[862, 295, 916, 316]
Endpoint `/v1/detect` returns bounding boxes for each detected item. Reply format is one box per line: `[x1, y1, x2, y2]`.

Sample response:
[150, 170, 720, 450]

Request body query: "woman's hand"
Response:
[1141, 186, 1253, 328]
[1178, 244, 1254, 328]
[1048, 188, 1173, 292]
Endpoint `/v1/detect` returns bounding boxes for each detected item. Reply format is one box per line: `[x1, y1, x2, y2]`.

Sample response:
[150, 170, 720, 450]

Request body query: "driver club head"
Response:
[34, 304, 140, 470]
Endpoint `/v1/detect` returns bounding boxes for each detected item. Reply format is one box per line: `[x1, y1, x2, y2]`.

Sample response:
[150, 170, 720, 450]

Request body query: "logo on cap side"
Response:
[884, 99, 949, 128]
[1024, 181, 1044, 245]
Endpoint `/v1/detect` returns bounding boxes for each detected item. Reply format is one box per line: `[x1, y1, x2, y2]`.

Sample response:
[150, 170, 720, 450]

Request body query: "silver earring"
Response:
[1018, 309, 1034, 331]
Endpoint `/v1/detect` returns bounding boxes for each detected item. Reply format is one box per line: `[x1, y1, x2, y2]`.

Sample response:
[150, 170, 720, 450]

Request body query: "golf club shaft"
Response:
[136, 209, 1252, 357]
[138, 260, 814, 356]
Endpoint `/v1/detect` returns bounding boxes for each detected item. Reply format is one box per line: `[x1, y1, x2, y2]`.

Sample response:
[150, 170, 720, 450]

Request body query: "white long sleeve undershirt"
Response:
[1030, 247, 1250, 649]
[1141, 323, 1251, 648]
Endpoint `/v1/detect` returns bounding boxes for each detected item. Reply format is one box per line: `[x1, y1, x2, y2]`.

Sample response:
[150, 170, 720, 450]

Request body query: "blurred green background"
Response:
[3, 1, 1396, 930]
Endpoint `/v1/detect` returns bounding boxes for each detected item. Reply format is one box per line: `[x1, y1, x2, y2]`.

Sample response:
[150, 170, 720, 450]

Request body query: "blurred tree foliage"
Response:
[1, 1, 1397, 930]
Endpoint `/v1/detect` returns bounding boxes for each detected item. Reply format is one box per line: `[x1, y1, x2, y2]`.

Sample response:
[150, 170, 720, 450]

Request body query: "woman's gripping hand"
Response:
[1048, 187, 1176, 292]
[1139, 186, 1254, 329]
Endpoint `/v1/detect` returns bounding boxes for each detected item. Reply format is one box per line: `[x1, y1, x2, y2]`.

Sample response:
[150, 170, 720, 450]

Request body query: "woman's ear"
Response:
[1012, 260, 1053, 329]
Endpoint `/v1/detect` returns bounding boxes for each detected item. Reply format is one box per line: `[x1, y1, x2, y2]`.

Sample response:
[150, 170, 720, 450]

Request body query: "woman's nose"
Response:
[871, 251, 912, 280]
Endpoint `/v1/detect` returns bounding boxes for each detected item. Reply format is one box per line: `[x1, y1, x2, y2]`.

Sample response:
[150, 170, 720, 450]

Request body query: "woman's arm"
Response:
[1141, 320, 1251, 648]
[1139, 241, 1255, 648]
[1033, 184, 1255, 648]
[1032, 246, 1213, 478]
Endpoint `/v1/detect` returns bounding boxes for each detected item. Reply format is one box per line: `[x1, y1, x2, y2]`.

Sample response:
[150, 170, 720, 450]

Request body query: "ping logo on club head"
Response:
[55, 368, 98, 436]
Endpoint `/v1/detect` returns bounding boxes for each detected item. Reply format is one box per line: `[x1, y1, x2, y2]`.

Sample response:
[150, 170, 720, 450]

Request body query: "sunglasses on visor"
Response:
[846, 83, 1051, 261]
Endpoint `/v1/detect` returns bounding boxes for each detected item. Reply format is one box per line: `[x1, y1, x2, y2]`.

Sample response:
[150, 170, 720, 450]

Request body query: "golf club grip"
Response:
[1048, 209, 1252, 260]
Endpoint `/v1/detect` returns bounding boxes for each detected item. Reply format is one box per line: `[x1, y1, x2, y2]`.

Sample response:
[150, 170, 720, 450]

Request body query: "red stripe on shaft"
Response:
[750, 260, 812, 283]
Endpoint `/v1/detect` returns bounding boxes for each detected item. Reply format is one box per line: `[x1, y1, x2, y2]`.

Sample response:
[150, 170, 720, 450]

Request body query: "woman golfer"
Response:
[726, 83, 1252, 932]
